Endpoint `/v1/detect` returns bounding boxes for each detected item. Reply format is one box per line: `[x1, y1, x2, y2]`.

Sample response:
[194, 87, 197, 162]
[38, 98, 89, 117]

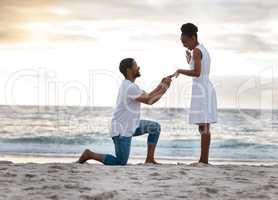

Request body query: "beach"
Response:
[0, 105, 277, 199]
[0, 160, 278, 200]
[0, 0, 277, 198]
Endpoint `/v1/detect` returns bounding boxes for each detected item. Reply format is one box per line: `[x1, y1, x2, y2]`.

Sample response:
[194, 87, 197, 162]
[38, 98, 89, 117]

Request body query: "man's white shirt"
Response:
[110, 79, 144, 137]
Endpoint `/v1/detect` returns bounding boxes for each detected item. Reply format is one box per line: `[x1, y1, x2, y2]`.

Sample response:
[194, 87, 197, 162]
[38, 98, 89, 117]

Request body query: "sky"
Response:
[0, 0, 278, 109]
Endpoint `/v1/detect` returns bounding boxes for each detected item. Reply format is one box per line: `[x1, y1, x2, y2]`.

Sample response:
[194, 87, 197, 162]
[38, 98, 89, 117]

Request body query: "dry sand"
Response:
[0, 161, 277, 200]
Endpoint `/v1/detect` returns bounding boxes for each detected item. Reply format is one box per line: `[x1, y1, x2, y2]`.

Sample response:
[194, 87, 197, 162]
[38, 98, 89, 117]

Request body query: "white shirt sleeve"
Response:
[127, 83, 144, 100]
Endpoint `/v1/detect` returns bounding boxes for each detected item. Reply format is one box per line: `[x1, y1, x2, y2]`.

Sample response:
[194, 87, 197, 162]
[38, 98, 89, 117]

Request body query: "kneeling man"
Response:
[78, 58, 171, 165]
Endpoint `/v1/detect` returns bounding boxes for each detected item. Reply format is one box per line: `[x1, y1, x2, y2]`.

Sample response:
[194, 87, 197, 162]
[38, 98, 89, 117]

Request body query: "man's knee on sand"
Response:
[117, 159, 128, 165]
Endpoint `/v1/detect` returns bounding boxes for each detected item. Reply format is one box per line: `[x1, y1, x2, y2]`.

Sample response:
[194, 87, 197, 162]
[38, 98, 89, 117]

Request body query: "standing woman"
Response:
[171, 23, 217, 164]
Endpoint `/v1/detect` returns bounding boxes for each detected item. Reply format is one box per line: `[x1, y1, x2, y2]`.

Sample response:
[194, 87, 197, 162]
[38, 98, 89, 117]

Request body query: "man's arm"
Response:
[148, 77, 169, 96]
[135, 78, 171, 105]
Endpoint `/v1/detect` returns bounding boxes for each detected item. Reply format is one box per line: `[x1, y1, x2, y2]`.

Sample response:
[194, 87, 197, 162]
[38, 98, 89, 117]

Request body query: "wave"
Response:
[0, 134, 110, 145]
[0, 137, 278, 160]
[215, 139, 278, 149]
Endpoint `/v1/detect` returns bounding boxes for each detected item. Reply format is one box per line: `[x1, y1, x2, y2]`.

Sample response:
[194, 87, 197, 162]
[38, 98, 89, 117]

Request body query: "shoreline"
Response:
[1, 153, 278, 166]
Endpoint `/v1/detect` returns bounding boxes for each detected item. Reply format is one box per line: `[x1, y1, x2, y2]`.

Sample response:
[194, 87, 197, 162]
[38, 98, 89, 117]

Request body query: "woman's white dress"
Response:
[189, 44, 217, 124]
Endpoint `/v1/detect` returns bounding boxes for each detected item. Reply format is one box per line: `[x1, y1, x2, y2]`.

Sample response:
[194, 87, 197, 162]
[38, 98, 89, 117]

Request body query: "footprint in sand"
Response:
[156, 177, 172, 181]
[42, 185, 61, 190]
[64, 184, 79, 189]
[179, 170, 187, 175]
[131, 181, 142, 185]
[148, 167, 159, 171]
[263, 184, 277, 190]
[25, 173, 36, 178]
[64, 184, 92, 192]
[47, 194, 59, 200]
[4, 172, 17, 177]
[80, 187, 92, 191]
[47, 170, 59, 173]
[130, 176, 139, 180]
[189, 162, 213, 167]
[0, 161, 13, 165]
[80, 191, 117, 200]
[233, 177, 250, 183]
[175, 195, 188, 199]
[149, 172, 160, 177]
[158, 184, 170, 188]
[205, 188, 218, 194]
[48, 165, 66, 170]
[23, 187, 35, 191]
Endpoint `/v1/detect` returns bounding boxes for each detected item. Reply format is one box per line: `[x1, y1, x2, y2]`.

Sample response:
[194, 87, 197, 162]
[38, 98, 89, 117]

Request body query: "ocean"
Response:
[0, 105, 278, 164]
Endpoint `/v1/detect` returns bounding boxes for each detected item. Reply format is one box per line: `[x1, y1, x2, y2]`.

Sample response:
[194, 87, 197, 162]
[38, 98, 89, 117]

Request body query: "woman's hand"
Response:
[186, 50, 191, 64]
[168, 70, 180, 79]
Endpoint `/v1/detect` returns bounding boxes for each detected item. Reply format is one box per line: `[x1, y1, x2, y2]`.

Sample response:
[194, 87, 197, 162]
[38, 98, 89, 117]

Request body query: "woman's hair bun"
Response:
[181, 23, 198, 37]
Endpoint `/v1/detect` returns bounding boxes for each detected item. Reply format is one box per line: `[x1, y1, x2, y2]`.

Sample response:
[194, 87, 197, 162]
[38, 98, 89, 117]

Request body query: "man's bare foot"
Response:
[144, 159, 161, 165]
[75, 160, 88, 164]
[77, 149, 93, 164]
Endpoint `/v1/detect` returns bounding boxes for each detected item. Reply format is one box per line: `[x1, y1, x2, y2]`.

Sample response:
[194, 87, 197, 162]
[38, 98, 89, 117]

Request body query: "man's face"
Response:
[130, 61, 141, 78]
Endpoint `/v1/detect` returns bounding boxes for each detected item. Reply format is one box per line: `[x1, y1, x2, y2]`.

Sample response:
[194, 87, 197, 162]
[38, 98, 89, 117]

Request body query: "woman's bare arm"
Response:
[170, 48, 202, 78]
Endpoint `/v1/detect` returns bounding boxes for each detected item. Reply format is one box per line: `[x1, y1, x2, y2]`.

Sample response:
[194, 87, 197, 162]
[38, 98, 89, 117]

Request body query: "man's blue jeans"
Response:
[103, 120, 161, 165]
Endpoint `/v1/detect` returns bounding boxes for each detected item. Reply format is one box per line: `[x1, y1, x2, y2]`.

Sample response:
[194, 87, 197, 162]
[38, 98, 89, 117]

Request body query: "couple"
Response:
[77, 23, 217, 165]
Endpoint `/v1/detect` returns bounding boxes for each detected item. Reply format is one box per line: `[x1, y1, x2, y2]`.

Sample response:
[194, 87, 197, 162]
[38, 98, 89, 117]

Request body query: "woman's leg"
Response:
[198, 123, 211, 164]
[77, 136, 132, 165]
[133, 120, 161, 164]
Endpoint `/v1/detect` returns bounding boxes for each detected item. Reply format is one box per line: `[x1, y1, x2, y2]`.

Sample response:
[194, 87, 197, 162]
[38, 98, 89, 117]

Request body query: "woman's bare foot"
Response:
[144, 159, 161, 165]
[190, 161, 211, 167]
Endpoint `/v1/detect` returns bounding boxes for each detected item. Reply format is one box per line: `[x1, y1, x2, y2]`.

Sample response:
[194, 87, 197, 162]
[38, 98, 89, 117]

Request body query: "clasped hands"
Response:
[161, 50, 191, 88]
[160, 69, 182, 89]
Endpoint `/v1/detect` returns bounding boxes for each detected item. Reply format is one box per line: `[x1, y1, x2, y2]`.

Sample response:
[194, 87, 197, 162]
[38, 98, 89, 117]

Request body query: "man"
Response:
[77, 58, 171, 165]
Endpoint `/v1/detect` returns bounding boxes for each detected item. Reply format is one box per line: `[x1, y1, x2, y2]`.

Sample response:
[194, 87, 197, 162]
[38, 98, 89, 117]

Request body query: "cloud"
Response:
[0, 24, 97, 44]
[130, 33, 178, 42]
[59, 0, 278, 23]
[0, 0, 277, 53]
[211, 33, 278, 53]
[49, 34, 96, 43]
[0, 0, 66, 43]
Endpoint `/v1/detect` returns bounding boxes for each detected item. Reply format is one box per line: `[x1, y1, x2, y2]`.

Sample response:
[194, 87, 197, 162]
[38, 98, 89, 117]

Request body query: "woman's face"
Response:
[180, 35, 195, 50]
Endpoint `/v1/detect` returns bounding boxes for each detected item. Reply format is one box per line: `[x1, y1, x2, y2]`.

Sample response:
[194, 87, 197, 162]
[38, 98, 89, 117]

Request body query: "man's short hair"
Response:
[119, 58, 135, 78]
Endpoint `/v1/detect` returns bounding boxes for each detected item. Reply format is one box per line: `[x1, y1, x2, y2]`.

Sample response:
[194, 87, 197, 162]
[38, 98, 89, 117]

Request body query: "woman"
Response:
[170, 23, 217, 164]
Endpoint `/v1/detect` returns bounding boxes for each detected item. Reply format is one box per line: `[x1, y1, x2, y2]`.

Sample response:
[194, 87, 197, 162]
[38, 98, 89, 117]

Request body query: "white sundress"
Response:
[188, 44, 218, 124]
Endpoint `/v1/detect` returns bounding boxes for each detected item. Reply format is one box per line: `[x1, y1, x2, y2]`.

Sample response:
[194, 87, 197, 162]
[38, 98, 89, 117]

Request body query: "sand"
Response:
[0, 161, 278, 200]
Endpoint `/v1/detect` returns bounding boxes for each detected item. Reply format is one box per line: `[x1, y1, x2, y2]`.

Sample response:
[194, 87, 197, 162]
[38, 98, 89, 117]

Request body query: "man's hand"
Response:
[135, 77, 172, 105]
[161, 76, 172, 87]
